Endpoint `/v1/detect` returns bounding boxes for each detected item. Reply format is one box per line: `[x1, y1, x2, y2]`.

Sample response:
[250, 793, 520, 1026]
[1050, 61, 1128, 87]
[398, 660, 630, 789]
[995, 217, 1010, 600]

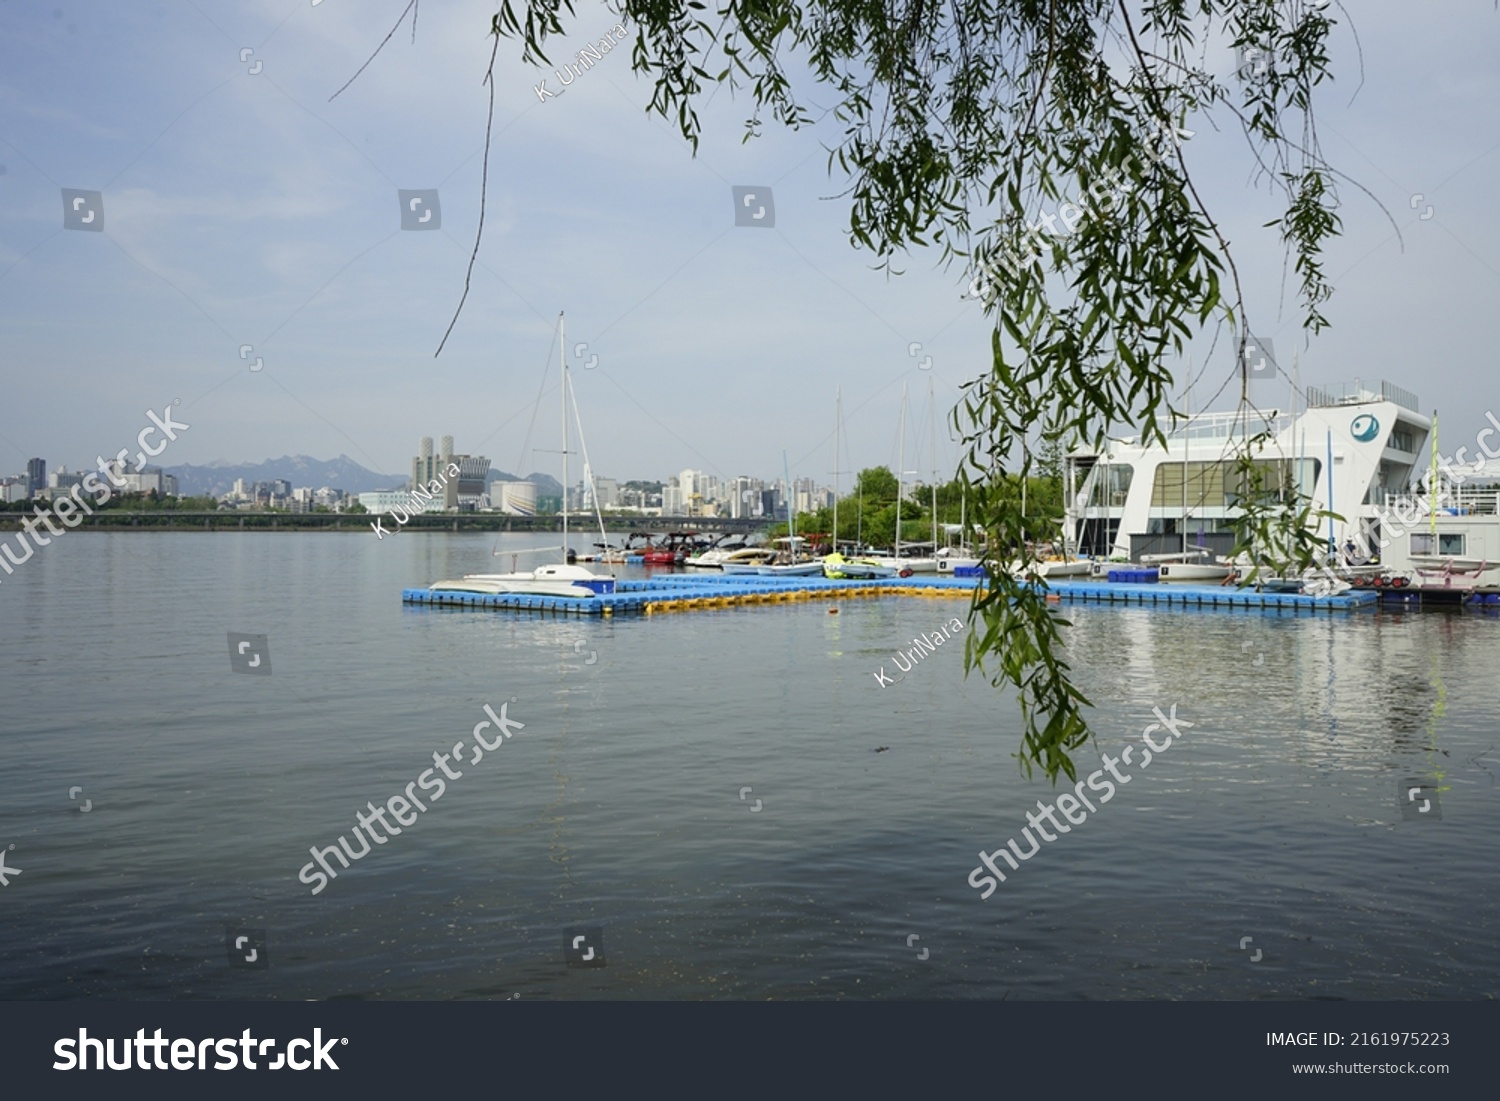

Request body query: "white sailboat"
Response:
[1144, 548, 1235, 583]
[428, 312, 616, 599]
[869, 385, 937, 574]
[824, 387, 898, 579]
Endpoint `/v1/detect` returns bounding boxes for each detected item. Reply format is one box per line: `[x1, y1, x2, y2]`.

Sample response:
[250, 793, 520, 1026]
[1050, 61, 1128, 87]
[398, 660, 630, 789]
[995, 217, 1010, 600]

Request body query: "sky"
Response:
[1, 1, 1497, 491]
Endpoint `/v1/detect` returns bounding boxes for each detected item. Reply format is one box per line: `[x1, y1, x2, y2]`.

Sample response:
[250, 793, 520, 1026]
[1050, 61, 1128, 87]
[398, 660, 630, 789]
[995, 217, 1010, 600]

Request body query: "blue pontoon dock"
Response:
[401, 572, 1378, 616]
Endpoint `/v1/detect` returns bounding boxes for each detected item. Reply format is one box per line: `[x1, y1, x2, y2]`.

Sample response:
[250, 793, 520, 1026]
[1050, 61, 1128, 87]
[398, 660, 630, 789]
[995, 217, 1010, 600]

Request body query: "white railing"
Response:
[1383, 486, 1500, 516]
[1307, 380, 1421, 413]
[1162, 410, 1288, 441]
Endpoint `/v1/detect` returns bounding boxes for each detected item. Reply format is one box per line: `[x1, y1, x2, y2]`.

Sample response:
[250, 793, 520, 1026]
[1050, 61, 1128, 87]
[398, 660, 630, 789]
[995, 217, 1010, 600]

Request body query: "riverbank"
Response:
[0, 512, 763, 534]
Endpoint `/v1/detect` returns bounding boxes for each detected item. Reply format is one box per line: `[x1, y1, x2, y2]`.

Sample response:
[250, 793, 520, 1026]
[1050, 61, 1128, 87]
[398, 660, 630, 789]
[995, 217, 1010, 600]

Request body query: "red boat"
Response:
[641, 531, 700, 565]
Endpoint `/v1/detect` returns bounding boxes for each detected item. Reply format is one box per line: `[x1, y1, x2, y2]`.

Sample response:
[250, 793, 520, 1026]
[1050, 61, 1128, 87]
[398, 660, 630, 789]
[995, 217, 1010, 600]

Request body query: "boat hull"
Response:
[430, 563, 615, 598]
[867, 557, 938, 573]
[822, 555, 898, 579]
[1156, 563, 1235, 583]
[1037, 559, 1091, 578]
[723, 561, 826, 576]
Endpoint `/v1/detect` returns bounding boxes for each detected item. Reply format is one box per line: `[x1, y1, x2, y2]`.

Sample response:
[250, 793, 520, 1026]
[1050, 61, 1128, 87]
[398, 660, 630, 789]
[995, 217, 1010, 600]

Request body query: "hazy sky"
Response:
[1, 1, 1496, 489]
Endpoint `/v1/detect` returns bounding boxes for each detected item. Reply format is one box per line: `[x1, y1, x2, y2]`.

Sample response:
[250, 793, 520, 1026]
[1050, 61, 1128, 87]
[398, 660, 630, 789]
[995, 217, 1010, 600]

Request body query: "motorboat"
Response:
[637, 531, 701, 565]
[719, 547, 781, 574]
[684, 534, 752, 568]
[822, 552, 897, 579]
[722, 537, 823, 576]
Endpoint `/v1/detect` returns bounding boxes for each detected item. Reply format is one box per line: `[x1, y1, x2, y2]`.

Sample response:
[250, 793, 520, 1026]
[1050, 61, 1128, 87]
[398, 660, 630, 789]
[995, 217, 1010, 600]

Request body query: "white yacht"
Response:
[683, 534, 751, 568]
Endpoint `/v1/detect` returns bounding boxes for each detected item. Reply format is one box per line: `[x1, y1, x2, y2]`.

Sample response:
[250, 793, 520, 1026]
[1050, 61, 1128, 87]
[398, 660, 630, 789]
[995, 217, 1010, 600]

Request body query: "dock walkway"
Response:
[401, 573, 1378, 616]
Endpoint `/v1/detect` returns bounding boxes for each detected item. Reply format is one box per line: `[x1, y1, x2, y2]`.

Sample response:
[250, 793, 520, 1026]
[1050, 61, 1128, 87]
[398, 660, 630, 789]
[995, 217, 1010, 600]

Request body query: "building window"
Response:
[1222, 458, 1321, 507]
[1086, 463, 1134, 508]
[1411, 532, 1466, 556]
[1152, 460, 1229, 509]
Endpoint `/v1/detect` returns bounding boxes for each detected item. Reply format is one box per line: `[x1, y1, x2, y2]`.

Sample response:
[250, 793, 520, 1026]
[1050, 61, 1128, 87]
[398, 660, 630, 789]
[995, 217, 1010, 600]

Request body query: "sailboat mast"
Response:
[1182, 370, 1189, 557]
[560, 311, 568, 553]
[896, 384, 906, 559]
[833, 387, 841, 554]
[1065, 454, 1074, 560]
[783, 449, 795, 560]
[929, 377, 938, 553]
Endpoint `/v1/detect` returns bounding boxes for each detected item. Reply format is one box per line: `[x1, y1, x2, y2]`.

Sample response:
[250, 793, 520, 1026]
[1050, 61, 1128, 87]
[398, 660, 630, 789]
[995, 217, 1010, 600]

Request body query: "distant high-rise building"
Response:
[662, 476, 683, 515]
[49, 468, 85, 492]
[593, 477, 619, 510]
[728, 476, 759, 519]
[412, 435, 490, 510]
[26, 458, 45, 498]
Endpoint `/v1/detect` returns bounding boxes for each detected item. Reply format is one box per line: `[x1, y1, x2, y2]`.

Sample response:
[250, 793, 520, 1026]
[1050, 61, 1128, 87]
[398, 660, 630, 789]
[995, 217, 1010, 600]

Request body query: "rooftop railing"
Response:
[1161, 410, 1289, 441]
[1306, 380, 1421, 412]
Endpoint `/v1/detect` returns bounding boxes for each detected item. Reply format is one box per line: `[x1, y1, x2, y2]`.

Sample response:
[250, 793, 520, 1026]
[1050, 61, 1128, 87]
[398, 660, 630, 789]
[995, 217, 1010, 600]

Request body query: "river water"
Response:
[1, 531, 1496, 1000]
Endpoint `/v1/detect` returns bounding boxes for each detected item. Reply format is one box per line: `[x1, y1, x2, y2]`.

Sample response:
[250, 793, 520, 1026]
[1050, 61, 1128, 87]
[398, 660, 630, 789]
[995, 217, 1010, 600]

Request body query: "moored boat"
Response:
[720, 547, 781, 574]
[1143, 550, 1236, 583]
[431, 563, 614, 598]
[684, 534, 752, 568]
[425, 312, 615, 600]
[822, 552, 898, 579]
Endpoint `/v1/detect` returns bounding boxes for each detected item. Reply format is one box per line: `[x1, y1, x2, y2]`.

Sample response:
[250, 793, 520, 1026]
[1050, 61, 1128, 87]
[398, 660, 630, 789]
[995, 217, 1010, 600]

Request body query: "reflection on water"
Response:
[0, 533, 1496, 999]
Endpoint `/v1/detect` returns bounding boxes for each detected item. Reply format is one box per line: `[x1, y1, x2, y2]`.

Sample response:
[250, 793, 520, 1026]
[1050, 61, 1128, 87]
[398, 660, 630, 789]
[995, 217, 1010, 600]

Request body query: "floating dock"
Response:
[1041, 580, 1376, 610]
[401, 573, 1378, 616]
[1372, 586, 1500, 608]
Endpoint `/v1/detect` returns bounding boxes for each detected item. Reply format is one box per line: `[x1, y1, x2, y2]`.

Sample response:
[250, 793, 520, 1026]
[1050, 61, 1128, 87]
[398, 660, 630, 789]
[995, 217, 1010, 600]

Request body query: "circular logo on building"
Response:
[1351, 414, 1380, 442]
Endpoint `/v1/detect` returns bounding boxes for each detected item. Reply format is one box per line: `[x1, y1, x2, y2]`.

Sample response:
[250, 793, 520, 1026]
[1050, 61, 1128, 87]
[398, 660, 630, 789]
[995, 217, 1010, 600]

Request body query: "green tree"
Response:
[481, 1, 1346, 780]
[852, 467, 898, 505]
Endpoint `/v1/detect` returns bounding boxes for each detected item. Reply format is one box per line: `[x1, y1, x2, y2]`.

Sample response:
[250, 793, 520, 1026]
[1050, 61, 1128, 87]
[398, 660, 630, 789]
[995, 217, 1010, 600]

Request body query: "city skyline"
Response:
[2, 424, 934, 509]
[0, 448, 865, 518]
